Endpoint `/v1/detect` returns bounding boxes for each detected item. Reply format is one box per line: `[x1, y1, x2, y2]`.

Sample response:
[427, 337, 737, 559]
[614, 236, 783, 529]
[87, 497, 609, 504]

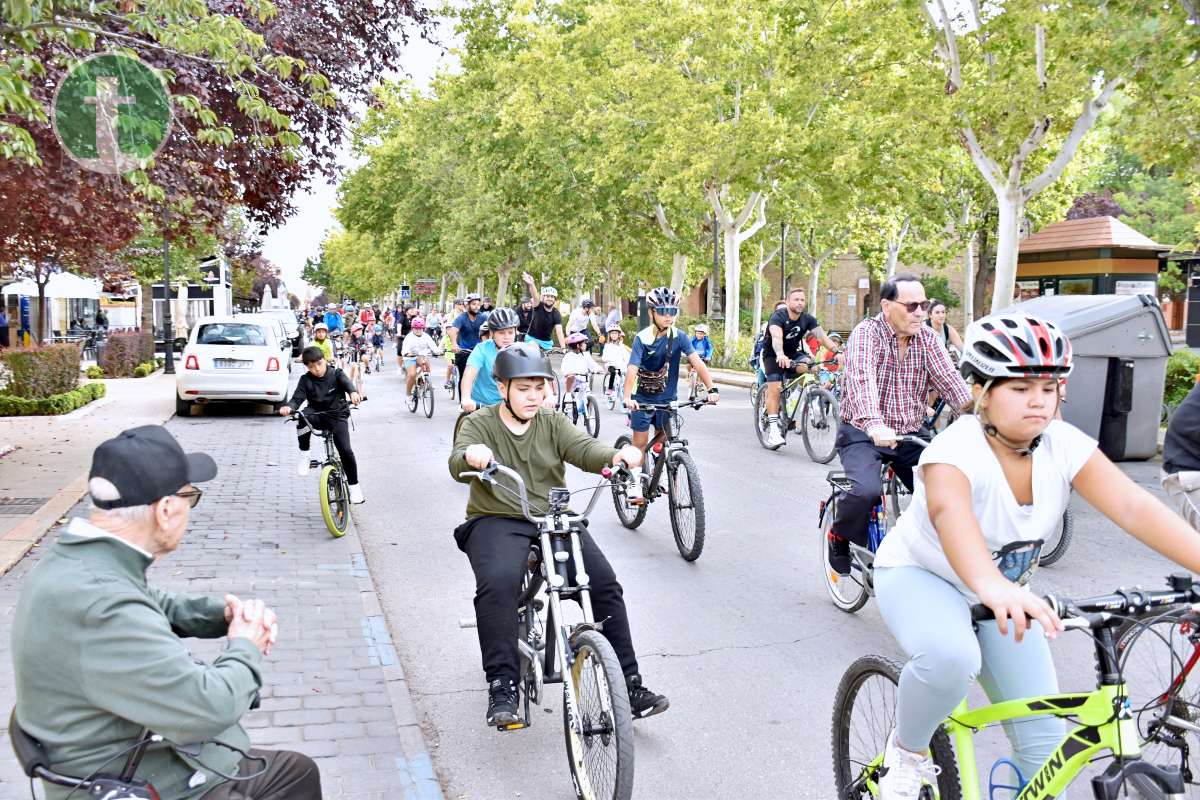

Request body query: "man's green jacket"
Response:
[11, 519, 262, 800]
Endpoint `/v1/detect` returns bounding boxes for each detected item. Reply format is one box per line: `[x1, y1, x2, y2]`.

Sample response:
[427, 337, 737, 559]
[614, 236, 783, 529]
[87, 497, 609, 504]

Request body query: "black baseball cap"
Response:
[89, 425, 218, 509]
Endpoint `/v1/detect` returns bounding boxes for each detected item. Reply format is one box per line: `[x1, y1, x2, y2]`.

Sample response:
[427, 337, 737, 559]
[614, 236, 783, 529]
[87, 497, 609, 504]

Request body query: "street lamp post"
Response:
[162, 204, 175, 375]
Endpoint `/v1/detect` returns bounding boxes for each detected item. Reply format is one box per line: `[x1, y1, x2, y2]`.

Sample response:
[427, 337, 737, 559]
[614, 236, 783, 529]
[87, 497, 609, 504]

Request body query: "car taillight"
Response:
[185, 355, 199, 370]
[266, 357, 280, 372]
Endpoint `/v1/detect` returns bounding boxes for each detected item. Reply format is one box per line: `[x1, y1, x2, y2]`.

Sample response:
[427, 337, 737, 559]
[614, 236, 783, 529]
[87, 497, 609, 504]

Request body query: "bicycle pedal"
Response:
[627, 497, 647, 507]
[496, 721, 527, 732]
[309, 459, 320, 468]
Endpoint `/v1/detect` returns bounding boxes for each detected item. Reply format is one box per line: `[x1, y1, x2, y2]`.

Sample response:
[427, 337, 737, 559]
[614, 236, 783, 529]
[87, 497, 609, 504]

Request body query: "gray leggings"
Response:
[875, 566, 1064, 780]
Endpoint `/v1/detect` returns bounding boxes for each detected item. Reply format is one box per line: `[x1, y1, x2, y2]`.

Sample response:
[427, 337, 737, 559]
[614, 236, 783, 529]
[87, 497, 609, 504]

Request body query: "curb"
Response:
[0, 474, 88, 575]
[348, 514, 445, 800]
[708, 369, 756, 389]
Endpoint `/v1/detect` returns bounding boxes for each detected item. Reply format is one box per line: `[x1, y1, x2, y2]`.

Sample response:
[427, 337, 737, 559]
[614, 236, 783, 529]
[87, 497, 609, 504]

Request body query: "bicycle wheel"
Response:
[610, 435, 648, 530]
[1117, 611, 1200, 800]
[584, 396, 601, 438]
[801, 387, 839, 464]
[820, 496, 870, 614]
[406, 385, 419, 413]
[563, 629, 635, 800]
[832, 654, 961, 800]
[318, 465, 350, 538]
[667, 451, 705, 561]
[753, 389, 782, 451]
[886, 473, 912, 526]
[448, 367, 458, 400]
[423, 384, 435, 418]
[1038, 506, 1073, 567]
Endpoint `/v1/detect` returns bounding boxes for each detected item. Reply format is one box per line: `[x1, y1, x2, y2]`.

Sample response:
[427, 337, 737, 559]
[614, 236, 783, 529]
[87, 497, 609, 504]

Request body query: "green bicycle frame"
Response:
[946, 684, 1140, 800]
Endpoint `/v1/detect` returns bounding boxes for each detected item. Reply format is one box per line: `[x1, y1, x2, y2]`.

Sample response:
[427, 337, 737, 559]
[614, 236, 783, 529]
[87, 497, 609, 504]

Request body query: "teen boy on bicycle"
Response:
[868, 312, 1200, 800]
[449, 343, 669, 727]
[278, 346, 364, 505]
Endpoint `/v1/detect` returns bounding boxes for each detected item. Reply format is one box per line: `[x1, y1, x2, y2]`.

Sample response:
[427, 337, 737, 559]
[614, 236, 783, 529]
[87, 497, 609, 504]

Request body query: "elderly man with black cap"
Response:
[10, 425, 321, 800]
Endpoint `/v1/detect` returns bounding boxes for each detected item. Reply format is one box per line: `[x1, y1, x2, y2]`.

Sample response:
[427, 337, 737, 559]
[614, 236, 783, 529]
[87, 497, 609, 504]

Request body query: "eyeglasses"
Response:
[653, 306, 679, 316]
[888, 300, 932, 314]
[175, 488, 204, 508]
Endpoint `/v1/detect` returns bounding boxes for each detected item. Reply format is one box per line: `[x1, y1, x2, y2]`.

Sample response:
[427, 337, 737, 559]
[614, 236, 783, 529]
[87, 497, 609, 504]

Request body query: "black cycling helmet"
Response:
[581, 298, 595, 309]
[487, 307, 520, 330]
[492, 342, 555, 382]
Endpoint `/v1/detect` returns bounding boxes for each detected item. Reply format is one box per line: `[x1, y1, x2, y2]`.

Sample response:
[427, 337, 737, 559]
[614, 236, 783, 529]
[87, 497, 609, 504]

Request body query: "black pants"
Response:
[297, 413, 358, 485]
[454, 516, 639, 684]
[831, 422, 923, 546]
[203, 748, 322, 800]
[454, 350, 471, 397]
[606, 366, 620, 392]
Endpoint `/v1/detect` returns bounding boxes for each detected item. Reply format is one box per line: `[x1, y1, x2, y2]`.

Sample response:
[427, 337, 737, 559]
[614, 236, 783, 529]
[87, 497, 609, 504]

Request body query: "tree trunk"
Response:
[990, 189, 1023, 312]
[973, 221, 992, 317]
[497, 265, 512, 307]
[867, 271, 882, 321]
[475, 276, 484, 296]
[438, 275, 447, 309]
[884, 219, 910, 278]
[963, 231, 976, 326]
[669, 253, 688, 295]
[36, 278, 48, 344]
[722, 229, 742, 350]
[140, 279, 155, 335]
[456, 279, 465, 300]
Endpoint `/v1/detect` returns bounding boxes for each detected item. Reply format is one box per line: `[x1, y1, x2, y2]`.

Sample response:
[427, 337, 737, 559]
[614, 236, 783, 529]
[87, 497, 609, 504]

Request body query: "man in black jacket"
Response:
[279, 346, 364, 504]
[1164, 380, 1200, 530]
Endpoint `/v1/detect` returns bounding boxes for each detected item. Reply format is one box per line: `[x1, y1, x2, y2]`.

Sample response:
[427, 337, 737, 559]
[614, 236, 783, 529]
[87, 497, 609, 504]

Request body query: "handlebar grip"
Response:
[970, 605, 995, 622]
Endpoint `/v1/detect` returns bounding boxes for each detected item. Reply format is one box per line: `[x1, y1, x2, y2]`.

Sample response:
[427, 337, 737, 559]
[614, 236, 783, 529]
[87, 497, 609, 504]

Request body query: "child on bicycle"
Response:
[560, 332, 602, 394]
[448, 342, 668, 727]
[688, 324, 713, 382]
[601, 326, 630, 399]
[278, 346, 364, 504]
[460, 307, 520, 413]
[370, 323, 384, 364]
[310, 322, 333, 363]
[401, 318, 443, 398]
[868, 311, 1200, 800]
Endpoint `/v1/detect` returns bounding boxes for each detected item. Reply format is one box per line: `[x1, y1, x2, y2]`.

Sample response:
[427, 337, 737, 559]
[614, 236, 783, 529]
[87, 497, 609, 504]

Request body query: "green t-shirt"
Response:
[449, 406, 616, 519]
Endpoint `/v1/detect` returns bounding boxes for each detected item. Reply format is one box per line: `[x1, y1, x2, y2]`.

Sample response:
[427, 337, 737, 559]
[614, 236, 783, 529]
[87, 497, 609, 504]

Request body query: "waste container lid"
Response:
[1012, 294, 1170, 353]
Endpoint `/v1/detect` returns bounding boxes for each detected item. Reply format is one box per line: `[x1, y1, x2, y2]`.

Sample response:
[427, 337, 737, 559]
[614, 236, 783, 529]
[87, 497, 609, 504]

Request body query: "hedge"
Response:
[1166, 350, 1200, 408]
[99, 331, 154, 378]
[0, 382, 105, 416]
[0, 344, 81, 398]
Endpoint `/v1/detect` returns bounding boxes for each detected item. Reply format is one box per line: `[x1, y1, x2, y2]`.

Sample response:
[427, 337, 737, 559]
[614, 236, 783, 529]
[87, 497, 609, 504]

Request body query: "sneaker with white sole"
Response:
[349, 484, 365, 504]
[879, 731, 941, 800]
[764, 420, 785, 448]
[296, 456, 311, 477]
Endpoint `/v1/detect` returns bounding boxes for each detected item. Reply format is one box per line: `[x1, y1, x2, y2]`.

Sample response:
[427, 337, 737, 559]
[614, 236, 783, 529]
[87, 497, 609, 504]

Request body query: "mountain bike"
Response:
[831, 575, 1200, 800]
[370, 344, 385, 374]
[457, 462, 636, 800]
[559, 372, 601, 438]
[610, 397, 708, 562]
[819, 435, 929, 613]
[752, 359, 840, 463]
[406, 361, 435, 418]
[287, 406, 359, 538]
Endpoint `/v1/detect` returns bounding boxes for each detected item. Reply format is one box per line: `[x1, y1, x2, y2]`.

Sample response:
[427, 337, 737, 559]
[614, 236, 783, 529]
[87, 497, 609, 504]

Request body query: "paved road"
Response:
[349, 357, 1183, 800]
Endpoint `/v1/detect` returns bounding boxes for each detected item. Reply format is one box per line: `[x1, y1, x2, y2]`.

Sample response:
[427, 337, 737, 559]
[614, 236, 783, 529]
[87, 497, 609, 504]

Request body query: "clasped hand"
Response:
[224, 595, 279, 656]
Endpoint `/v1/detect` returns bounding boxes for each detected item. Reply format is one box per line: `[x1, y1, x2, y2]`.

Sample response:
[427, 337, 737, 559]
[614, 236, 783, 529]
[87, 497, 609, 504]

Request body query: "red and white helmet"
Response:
[960, 311, 1073, 382]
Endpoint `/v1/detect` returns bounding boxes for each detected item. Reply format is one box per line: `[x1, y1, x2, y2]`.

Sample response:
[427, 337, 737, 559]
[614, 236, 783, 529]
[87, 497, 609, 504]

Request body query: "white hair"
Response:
[88, 477, 156, 524]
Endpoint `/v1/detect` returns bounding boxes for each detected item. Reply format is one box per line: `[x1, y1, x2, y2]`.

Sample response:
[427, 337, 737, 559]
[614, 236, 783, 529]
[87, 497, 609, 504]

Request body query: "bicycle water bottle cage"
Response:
[988, 757, 1025, 800]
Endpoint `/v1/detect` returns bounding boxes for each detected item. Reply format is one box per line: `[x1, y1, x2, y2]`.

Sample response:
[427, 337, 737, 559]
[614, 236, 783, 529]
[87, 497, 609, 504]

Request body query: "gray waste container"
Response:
[1012, 294, 1171, 461]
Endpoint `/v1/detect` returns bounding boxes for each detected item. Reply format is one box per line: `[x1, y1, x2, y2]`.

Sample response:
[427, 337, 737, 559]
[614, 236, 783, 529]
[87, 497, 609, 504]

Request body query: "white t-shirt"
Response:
[602, 343, 630, 371]
[402, 332, 440, 358]
[566, 307, 594, 334]
[874, 415, 1097, 596]
[561, 351, 601, 377]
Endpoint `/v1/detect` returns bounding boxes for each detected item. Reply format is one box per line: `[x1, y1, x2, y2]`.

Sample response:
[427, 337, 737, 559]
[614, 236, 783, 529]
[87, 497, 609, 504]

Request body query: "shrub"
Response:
[85, 365, 104, 379]
[0, 344, 81, 398]
[133, 362, 152, 378]
[1165, 350, 1200, 408]
[99, 330, 154, 378]
[0, 382, 105, 416]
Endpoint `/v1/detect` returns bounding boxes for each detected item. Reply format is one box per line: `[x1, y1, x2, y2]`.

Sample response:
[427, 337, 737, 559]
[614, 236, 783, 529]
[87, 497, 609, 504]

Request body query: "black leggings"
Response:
[606, 366, 621, 392]
[454, 349, 471, 397]
[297, 413, 359, 485]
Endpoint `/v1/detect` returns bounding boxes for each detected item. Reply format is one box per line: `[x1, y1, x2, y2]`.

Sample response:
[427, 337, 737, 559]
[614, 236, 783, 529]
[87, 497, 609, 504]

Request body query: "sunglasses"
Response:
[175, 488, 204, 508]
[653, 306, 679, 316]
[888, 300, 932, 314]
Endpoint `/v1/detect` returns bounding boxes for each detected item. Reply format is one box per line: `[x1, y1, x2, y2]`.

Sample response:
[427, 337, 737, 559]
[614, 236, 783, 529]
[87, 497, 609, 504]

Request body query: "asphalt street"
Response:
[337, 355, 1180, 800]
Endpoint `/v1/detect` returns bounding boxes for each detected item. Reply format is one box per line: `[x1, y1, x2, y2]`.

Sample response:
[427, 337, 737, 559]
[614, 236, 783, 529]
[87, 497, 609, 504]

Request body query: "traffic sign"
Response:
[414, 278, 438, 296]
[400, 284, 411, 301]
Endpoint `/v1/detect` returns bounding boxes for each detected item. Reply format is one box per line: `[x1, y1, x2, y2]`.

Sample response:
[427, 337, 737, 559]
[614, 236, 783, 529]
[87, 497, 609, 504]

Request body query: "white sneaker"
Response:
[296, 456, 311, 477]
[764, 424, 785, 448]
[879, 731, 941, 800]
[349, 484, 365, 504]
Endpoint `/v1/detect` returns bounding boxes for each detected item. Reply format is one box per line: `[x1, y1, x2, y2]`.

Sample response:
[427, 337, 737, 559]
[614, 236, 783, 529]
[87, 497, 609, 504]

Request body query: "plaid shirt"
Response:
[841, 313, 970, 435]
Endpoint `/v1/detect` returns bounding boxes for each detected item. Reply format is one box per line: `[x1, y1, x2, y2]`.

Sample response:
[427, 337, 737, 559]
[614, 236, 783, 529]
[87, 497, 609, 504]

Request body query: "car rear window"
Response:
[196, 323, 269, 346]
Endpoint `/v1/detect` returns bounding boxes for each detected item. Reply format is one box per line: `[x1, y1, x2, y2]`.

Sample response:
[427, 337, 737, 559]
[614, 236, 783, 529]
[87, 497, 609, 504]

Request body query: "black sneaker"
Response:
[828, 531, 851, 576]
[626, 674, 669, 720]
[486, 679, 519, 727]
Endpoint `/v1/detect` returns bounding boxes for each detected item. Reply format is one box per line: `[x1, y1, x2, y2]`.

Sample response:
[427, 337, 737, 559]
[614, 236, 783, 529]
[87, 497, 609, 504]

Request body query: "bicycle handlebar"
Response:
[970, 574, 1200, 628]
[630, 396, 710, 412]
[457, 461, 627, 527]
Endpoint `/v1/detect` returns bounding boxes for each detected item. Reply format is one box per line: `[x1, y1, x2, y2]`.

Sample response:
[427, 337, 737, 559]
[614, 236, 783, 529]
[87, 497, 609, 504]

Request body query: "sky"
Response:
[259, 23, 456, 300]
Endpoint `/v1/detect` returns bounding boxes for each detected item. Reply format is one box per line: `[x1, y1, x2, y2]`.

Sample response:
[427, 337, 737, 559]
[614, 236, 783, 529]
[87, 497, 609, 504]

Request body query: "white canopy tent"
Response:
[2, 272, 101, 300]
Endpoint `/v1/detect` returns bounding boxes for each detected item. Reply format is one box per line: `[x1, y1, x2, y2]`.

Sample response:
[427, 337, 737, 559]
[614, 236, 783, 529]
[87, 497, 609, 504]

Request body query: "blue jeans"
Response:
[875, 566, 1063, 781]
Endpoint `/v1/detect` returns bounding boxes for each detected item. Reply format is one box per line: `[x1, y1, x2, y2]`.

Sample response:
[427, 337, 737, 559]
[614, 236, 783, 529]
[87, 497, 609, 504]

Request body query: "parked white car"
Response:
[252, 308, 305, 356]
[176, 315, 293, 416]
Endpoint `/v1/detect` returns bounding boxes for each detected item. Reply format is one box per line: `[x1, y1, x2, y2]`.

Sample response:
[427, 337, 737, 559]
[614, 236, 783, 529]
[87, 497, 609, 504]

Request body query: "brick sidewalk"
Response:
[0, 412, 443, 800]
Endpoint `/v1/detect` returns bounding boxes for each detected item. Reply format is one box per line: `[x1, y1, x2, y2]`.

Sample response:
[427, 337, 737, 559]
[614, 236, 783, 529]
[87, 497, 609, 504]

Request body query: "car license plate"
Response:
[214, 359, 252, 370]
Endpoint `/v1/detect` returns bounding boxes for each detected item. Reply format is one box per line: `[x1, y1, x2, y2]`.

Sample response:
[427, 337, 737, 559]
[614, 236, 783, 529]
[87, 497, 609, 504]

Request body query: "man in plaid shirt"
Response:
[829, 274, 971, 574]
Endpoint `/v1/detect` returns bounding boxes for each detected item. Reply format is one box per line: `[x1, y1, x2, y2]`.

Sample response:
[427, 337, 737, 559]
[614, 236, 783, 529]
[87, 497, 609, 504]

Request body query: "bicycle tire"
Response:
[753, 389, 782, 451]
[318, 465, 350, 538]
[448, 367, 458, 400]
[563, 629, 635, 800]
[831, 654, 961, 800]
[1116, 610, 1200, 800]
[610, 435, 647, 530]
[406, 385, 419, 413]
[886, 472, 912, 526]
[452, 411, 471, 447]
[584, 396, 601, 438]
[801, 387, 839, 464]
[423, 384, 435, 418]
[820, 495, 870, 614]
[1038, 506, 1073, 567]
[667, 451, 705, 562]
